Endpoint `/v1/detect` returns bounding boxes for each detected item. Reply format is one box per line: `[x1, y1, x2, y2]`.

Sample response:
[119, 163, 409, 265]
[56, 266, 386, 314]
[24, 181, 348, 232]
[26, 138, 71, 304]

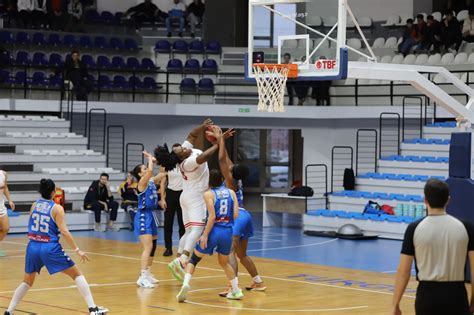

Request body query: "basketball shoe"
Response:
[136, 275, 155, 289]
[167, 258, 184, 282]
[226, 289, 244, 300]
[176, 284, 190, 302]
[245, 282, 267, 291]
[89, 306, 109, 314]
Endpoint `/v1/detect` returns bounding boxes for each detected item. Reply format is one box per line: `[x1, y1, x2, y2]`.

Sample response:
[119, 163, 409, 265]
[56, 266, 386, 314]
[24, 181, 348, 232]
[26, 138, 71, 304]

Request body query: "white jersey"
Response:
[178, 141, 209, 196]
[0, 170, 5, 201]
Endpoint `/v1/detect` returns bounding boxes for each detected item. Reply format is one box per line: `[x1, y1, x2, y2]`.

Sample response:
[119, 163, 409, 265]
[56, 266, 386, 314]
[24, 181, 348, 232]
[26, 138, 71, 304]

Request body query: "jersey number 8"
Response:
[218, 199, 228, 216]
[31, 213, 50, 233]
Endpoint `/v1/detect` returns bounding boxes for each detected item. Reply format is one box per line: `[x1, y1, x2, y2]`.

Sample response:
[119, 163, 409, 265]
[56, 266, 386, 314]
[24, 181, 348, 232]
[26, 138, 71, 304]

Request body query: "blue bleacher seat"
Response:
[172, 40, 188, 54]
[0, 70, 13, 84]
[113, 75, 129, 89]
[94, 36, 108, 49]
[431, 176, 446, 181]
[142, 77, 158, 89]
[49, 75, 63, 87]
[126, 57, 141, 69]
[15, 51, 30, 65]
[385, 216, 404, 223]
[198, 78, 214, 94]
[413, 175, 429, 181]
[111, 56, 126, 69]
[128, 76, 143, 89]
[331, 191, 346, 197]
[110, 37, 124, 50]
[167, 59, 183, 72]
[96, 55, 111, 69]
[438, 157, 449, 163]
[15, 32, 30, 45]
[155, 40, 171, 54]
[367, 214, 385, 221]
[336, 211, 352, 218]
[78, 35, 92, 49]
[372, 192, 390, 200]
[0, 31, 14, 45]
[201, 59, 218, 73]
[81, 54, 95, 68]
[124, 38, 139, 51]
[184, 59, 200, 73]
[382, 173, 398, 180]
[205, 41, 222, 55]
[141, 58, 155, 70]
[357, 173, 371, 179]
[380, 155, 396, 161]
[31, 72, 47, 86]
[389, 194, 410, 201]
[85, 10, 100, 23]
[63, 34, 78, 48]
[98, 75, 112, 89]
[351, 213, 368, 220]
[49, 53, 63, 67]
[32, 33, 46, 46]
[189, 40, 205, 54]
[101, 11, 115, 24]
[32, 52, 48, 66]
[321, 211, 337, 217]
[47, 33, 62, 47]
[14, 71, 27, 85]
[114, 12, 124, 24]
[406, 195, 423, 202]
[306, 210, 320, 216]
[180, 78, 196, 93]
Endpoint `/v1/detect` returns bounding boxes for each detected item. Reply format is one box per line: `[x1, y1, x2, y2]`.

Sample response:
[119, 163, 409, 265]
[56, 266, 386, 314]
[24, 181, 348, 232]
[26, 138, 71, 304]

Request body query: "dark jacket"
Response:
[126, 2, 158, 18]
[442, 17, 461, 35]
[187, 2, 205, 18]
[62, 59, 88, 81]
[84, 180, 114, 207]
[47, 0, 68, 13]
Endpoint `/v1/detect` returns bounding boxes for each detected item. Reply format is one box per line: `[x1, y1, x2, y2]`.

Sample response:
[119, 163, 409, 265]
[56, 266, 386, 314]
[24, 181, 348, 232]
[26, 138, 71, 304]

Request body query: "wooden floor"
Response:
[0, 236, 421, 315]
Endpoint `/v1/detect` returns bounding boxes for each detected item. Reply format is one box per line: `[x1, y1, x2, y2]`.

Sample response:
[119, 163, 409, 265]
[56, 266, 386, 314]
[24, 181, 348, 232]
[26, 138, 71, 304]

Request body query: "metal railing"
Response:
[305, 164, 328, 211]
[125, 142, 144, 172]
[330, 146, 354, 193]
[402, 96, 423, 142]
[87, 108, 106, 153]
[69, 92, 88, 137]
[379, 112, 400, 158]
[107, 125, 125, 171]
[355, 129, 378, 176]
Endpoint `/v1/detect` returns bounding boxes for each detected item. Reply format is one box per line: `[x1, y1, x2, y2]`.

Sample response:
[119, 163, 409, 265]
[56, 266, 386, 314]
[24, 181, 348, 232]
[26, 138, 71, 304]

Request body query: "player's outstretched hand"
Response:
[202, 118, 213, 126]
[8, 200, 15, 211]
[223, 128, 235, 140]
[143, 151, 157, 163]
[199, 235, 208, 249]
[77, 250, 90, 263]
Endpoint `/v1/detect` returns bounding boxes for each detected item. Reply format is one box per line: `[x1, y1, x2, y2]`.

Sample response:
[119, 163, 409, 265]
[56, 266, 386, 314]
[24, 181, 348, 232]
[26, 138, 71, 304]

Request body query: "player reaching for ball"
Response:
[154, 118, 220, 282]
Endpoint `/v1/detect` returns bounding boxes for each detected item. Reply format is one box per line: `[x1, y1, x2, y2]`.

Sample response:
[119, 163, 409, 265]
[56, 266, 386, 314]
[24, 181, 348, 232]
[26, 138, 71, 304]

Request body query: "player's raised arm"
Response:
[186, 118, 213, 146]
[230, 190, 239, 221]
[218, 129, 236, 190]
[200, 190, 216, 249]
[53, 204, 89, 263]
[3, 171, 15, 210]
[138, 151, 155, 192]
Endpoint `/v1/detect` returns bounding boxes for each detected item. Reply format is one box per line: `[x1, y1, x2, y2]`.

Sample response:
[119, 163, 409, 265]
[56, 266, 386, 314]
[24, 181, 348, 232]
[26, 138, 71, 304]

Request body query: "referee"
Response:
[159, 160, 185, 257]
[392, 179, 474, 315]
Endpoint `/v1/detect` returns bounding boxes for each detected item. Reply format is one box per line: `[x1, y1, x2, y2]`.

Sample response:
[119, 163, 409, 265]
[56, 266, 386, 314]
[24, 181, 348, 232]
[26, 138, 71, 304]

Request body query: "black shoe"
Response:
[163, 248, 173, 256]
[167, 32, 172, 37]
[5, 311, 11, 315]
[89, 306, 108, 314]
[178, 32, 183, 37]
[191, 33, 195, 38]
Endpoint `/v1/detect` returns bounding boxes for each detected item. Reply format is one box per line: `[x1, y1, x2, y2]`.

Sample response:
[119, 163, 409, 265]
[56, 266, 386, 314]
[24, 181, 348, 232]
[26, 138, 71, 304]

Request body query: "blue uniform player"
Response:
[212, 127, 266, 294]
[3, 179, 107, 315]
[176, 169, 243, 302]
[131, 151, 166, 289]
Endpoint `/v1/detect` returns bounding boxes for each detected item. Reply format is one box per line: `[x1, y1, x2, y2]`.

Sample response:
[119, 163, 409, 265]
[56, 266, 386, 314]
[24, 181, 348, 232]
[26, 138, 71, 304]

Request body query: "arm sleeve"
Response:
[462, 220, 474, 251]
[181, 155, 199, 172]
[401, 222, 417, 256]
[182, 140, 193, 149]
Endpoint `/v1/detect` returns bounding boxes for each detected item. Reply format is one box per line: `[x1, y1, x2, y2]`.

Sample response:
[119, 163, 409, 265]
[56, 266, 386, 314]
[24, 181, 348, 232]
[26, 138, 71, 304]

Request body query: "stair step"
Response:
[0, 164, 34, 172]
[0, 146, 15, 153]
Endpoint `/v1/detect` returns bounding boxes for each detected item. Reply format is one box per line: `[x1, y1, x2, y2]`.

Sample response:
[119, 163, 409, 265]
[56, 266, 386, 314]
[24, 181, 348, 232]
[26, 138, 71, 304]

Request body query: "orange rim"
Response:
[252, 63, 298, 78]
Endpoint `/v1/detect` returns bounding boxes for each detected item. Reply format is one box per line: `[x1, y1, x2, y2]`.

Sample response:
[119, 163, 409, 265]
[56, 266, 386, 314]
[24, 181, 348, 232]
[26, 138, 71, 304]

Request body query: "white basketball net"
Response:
[253, 65, 289, 113]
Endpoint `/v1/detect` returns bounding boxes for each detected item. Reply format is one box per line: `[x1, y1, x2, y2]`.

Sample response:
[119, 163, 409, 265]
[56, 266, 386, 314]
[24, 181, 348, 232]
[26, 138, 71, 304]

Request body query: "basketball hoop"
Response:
[253, 63, 298, 113]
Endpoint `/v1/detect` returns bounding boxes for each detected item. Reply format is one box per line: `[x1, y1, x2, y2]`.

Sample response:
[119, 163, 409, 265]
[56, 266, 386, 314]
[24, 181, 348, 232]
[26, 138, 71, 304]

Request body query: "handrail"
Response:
[331, 146, 353, 193]
[305, 164, 328, 211]
[106, 125, 125, 171]
[379, 112, 400, 158]
[125, 142, 144, 172]
[402, 96, 423, 141]
[87, 108, 107, 153]
[356, 129, 377, 176]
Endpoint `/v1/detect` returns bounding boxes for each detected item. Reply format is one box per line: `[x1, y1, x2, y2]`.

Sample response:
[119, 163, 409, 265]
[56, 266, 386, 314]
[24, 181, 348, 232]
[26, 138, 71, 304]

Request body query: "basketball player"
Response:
[131, 151, 166, 289]
[208, 128, 266, 296]
[154, 118, 218, 282]
[3, 179, 107, 315]
[176, 169, 243, 302]
[0, 170, 15, 257]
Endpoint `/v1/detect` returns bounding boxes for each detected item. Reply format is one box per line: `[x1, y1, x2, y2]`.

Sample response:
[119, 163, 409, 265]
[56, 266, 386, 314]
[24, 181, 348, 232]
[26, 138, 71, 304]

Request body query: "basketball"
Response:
[205, 125, 221, 143]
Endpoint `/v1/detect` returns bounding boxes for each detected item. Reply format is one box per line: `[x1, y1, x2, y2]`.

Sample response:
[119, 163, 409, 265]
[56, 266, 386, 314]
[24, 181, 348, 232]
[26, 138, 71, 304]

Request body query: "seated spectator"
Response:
[462, 9, 474, 43]
[398, 19, 420, 56]
[80, 0, 96, 13]
[282, 53, 294, 105]
[17, 0, 34, 29]
[311, 57, 331, 106]
[125, 0, 165, 31]
[293, 56, 309, 106]
[60, 50, 91, 101]
[4, 1, 19, 28]
[441, 10, 462, 52]
[417, 15, 441, 53]
[119, 173, 138, 231]
[186, 0, 204, 38]
[83, 173, 119, 232]
[47, 0, 68, 31]
[32, 0, 47, 29]
[166, 0, 186, 37]
[67, 0, 83, 32]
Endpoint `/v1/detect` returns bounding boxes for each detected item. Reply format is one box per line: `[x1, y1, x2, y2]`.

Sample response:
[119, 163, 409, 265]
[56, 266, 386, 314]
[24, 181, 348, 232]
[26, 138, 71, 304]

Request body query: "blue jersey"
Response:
[138, 180, 158, 211]
[27, 199, 60, 243]
[211, 186, 234, 227]
[235, 180, 244, 207]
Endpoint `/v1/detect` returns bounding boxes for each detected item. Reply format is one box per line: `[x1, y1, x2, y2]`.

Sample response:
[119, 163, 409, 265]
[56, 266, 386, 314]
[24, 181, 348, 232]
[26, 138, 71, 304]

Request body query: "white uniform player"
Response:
[0, 171, 7, 217]
[0, 170, 15, 257]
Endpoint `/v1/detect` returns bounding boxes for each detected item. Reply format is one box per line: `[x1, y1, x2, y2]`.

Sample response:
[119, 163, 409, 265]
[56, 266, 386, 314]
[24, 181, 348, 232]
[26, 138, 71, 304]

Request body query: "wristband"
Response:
[74, 247, 80, 253]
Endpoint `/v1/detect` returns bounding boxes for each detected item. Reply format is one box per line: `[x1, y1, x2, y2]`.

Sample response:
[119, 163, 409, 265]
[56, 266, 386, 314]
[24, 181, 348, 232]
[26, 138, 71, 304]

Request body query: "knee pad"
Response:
[189, 252, 202, 266]
[150, 239, 157, 257]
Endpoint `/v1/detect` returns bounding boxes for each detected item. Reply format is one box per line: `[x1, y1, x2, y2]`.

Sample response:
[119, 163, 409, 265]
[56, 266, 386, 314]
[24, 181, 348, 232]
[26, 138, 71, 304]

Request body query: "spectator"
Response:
[159, 159, 185, 257]
[282, 53, 294, 105]
[417, 15, 442, 53]
[125, 0, 164, 32]
[166, 0, 186, 37]
[186, 0, 204, 38]
[4, 1, 19, 28]
[392, 179, 474, 315]
[398, 18, 420, 56]
[83, 173, 119, 232]
[441, 10, 462, 52]
[32, 0, 47, 29]
[462, 8, 474, 43]
[80, 0, 96, 13]
[292, 56, 309, 106]
[60, 50, 91, 101]
[67, 0, 83, 32]
[17, 0, 34, 29]
[119, 172, 138, 231]
[47, 0, 67, 31]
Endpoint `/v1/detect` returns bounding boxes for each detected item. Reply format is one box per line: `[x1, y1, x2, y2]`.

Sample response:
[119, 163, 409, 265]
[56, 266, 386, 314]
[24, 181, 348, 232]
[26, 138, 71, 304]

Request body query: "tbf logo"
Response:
[315, 59, 337, 70]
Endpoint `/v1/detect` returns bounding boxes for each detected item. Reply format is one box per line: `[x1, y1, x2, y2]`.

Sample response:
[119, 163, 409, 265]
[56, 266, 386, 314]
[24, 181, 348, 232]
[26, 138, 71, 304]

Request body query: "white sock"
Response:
[7, 282, 30, 312]
[230, 278, 239, 293]
[146, 267, 152, 275]
[253, 275, 263, 283]
[140, 270, 147, 277]
[75, 275, 96, 309]
[183, 273, 192, 286]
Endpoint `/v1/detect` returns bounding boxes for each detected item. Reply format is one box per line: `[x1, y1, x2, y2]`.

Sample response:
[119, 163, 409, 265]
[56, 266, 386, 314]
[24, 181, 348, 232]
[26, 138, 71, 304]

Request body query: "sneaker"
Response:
[4, 311, 12, 315]
[107, 225, 120, 232]
[176, 284, 190, 302]
[218, 286, 231, 297]
[226, 289, 244, 300]
[0, 249, 6, 257]
[89, 306, 109, 314]
[94, 223, 101, 232]
[167, 258, 184, 282]
[136, 276, 155, 289]
[147, 272, 159, 284]
[245, 282, 267, 291]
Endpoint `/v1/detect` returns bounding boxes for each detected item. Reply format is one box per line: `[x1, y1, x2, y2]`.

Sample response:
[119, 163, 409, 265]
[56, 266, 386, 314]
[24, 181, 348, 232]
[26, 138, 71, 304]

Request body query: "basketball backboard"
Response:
[246, 0, 349, 81]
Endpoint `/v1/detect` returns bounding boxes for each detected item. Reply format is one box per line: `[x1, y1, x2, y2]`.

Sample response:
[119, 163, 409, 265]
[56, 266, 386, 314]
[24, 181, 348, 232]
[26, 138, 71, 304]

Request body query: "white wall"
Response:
[306, 0, 413, 22]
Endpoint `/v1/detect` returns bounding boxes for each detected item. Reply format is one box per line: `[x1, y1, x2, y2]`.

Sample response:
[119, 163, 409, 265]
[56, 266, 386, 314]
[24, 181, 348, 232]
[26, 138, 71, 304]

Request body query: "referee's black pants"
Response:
[415, 281, 470, 315]
[164, 189, 185, 251]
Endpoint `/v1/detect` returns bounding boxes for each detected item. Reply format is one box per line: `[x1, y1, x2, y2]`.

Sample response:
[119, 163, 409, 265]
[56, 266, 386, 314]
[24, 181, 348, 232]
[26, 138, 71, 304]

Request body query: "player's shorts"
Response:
[233, 208, 254, 240]
[195, 226, 233, 256]
[0, 202, 7, 217]
[134, 210, 158, 236]
[180, 192, 206, 229]
[25, 241, 75, 275]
